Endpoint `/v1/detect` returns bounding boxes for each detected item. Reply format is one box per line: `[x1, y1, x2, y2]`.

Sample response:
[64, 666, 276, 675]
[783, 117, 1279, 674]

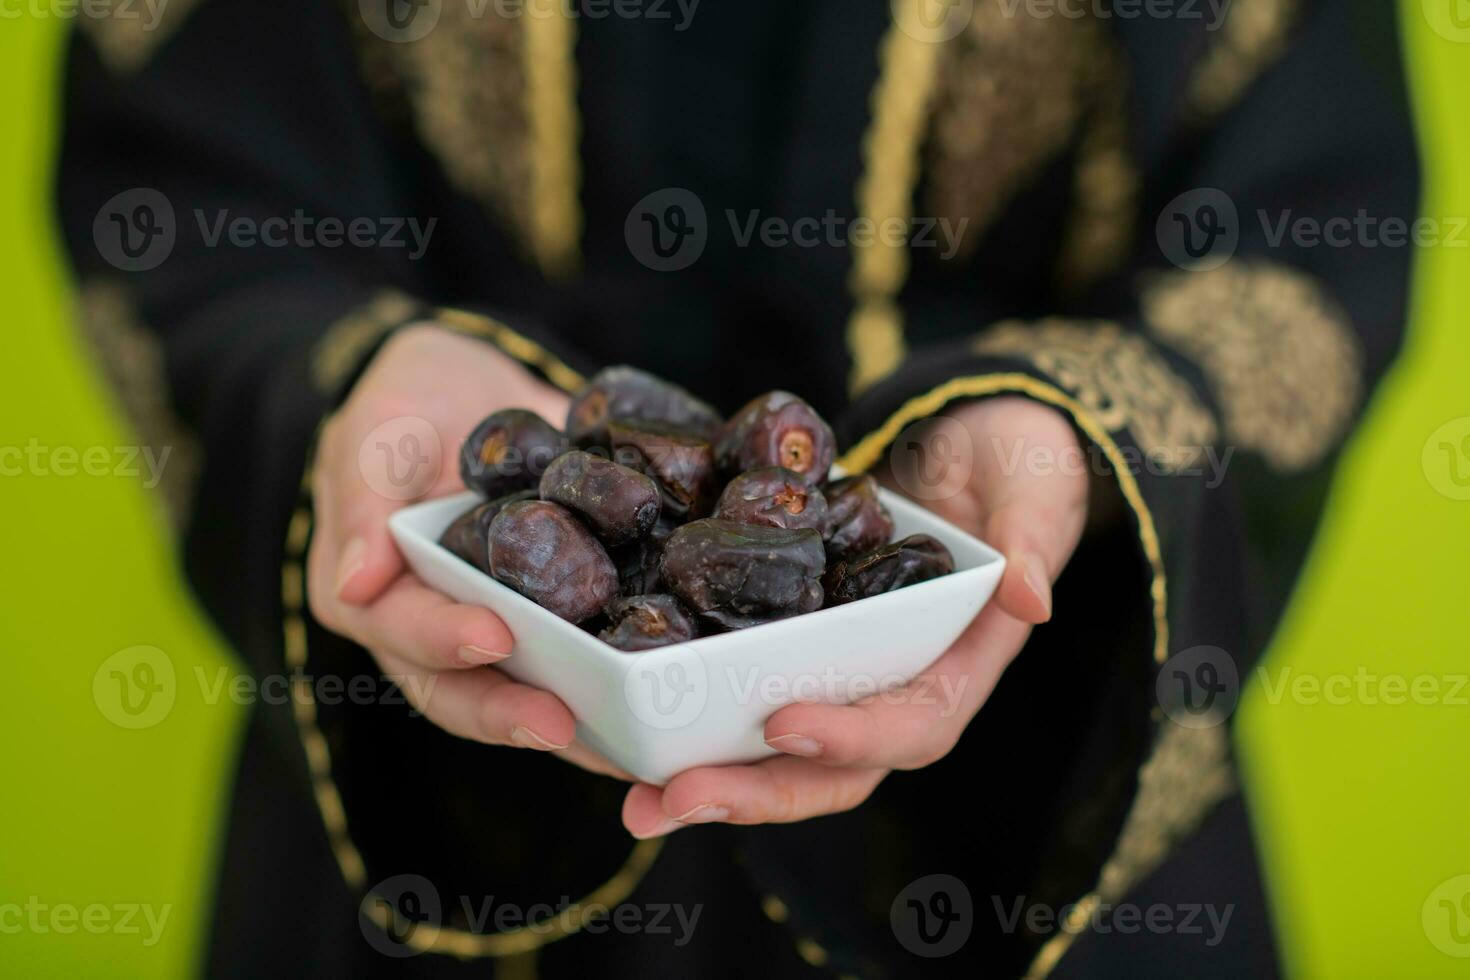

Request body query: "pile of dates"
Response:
[440, 367, 955, 651]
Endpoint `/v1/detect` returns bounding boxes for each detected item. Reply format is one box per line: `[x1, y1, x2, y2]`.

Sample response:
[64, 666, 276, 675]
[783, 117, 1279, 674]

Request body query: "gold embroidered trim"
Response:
[523, 0, 583, 277]
[281, 490, 661, 957]
[973, 320, 1219, 472]
[76, 279, 200, 531]
[1184, 0, 1299, 124]
[845, 12, 945, 394]
[1023, 725, 1235, 979]
[309, 290, 422, 394]
[434, 307, 585, 393]
[924, 3, 1104, 265]
[1141, 263, 1361, 472]
[356, 3, 582, 277]
[76, 0, 201, 73]
[835, 372, 1169, 667]
[1053, 43, 1139, 293]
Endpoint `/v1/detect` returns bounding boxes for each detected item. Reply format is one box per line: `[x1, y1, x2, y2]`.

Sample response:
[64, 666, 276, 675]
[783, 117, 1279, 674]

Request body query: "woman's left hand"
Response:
[621, 395, 1092, 836]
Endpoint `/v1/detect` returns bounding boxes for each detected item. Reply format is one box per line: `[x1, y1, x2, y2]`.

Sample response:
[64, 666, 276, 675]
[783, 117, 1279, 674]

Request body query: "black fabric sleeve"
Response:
[829, 0, 1418, 970]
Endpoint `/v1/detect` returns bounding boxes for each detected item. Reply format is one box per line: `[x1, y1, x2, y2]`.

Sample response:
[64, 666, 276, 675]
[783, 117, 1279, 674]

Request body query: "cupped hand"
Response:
[622, 396, 1092, 836]
[305, 323, 626, 777]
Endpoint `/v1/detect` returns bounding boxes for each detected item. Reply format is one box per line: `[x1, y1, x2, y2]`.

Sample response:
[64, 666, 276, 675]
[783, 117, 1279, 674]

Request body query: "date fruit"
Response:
[567, 365, 722, 447]
[539, 450, 661, 547]
[715, 391, 835, 483]
[610, 517, 676, 596]
[608, 420, 716, 519]
[460, 409, 565, 498]
[438, 489, 537, 573]
[488, 499, 619, 623]
[714, 467, 828, 533]
[599, 594, 699, 651]
[661, 519, 825, 630]
[823, 534, 955, 606]
[822, 474, 894, 560]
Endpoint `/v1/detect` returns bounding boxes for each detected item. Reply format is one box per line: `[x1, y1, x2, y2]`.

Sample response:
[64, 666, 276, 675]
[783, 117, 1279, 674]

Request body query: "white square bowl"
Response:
[389, 489, 1005, 784]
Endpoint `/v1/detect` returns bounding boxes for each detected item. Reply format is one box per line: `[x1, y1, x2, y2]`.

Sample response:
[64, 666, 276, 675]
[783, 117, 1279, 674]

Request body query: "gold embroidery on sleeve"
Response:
[280, 488, 661, 958]
[309, 290, 422, 394]
[1184, 0, 1299, 124]
[76, 279, 200, 531]
[1024, 725, 1235, 979]
[76, 0, 202, 73]
[1141, 263, 1362, 472]
[972, 319, 1219, 471]
[836, 371, 1170, 668]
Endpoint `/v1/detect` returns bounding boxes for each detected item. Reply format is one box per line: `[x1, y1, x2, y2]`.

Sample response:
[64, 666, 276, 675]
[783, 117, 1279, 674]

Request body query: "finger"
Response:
[308, 418, 405, 610]
[338, 574, 514, 670]
[555, 741, 637, 782]
[374, 648, 575, 749]
[763, 605, 1030, 769]
[643, 757, 888, 831]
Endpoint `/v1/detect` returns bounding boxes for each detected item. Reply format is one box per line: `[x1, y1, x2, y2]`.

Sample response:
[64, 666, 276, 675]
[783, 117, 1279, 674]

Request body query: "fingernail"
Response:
[765, 733, 823, 757]
[335, 537, 366, 597]
[632, 817, 684, 840]
[510, 726, 570, 751]
[1022, 552, 1052, 621]
[458, 644, 509, 666]
[673, 804, 731, 825]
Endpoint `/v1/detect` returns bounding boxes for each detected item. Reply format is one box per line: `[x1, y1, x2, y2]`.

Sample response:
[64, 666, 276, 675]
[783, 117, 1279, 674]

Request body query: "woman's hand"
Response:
[305, 323, 626, 776]
[621, 396, 1092, 836]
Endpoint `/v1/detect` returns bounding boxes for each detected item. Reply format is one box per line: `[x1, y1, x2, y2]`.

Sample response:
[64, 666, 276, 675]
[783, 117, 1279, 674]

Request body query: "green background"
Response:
[1, 7, 1466, 977]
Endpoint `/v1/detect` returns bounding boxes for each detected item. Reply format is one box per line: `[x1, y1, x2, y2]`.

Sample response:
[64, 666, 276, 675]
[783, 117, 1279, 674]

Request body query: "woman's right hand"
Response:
[305, 323, 627, 777]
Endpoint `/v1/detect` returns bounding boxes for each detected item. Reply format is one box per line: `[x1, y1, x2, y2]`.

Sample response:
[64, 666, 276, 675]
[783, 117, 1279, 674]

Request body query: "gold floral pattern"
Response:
[973, 319, 1219, 471]
[76, 279, 200, 531]
[1184, 0, 1300, 124]
[347, 1, 581, 277]
[1141, 263, 1361, 472]
[1024, 724, 1235, 979]
[76, 0, 202, 73]
[923, 3, 1107, 263]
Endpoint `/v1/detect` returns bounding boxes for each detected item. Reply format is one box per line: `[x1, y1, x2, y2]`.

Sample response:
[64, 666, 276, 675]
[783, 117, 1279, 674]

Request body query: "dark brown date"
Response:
[714, 467, 829, 533]
[488, 500, 618, 623]
[610, 517, 675, 596]
[599, 594, 699, 651]
[608, 420, 716, 519]
[823, 534, 955, 606]
[714, 391, 835, 483]
[822, 474, 894, 560]
[660, 519, 825, 630]
[566, 366, 722, 447]
[460, 409, 565, 498]
[539, 450, 661, 547]
[438, 490, 537, 573]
